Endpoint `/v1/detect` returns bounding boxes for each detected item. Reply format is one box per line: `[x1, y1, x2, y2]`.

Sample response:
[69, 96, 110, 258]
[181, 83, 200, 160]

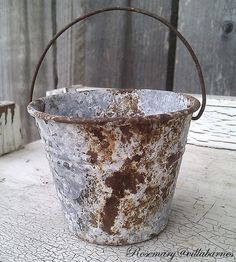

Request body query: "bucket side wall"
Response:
[35, 113, 192, 245]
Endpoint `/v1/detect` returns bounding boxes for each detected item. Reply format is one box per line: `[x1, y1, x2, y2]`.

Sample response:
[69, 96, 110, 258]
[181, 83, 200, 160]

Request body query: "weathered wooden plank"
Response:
[188, 95, 236, 150]
[82, 0, 173, 90]
[174, 0, 236, 96]
[0, 0, 55, 143]
[55, 0, 85, 88]
[123, 0, 172, 90]
[45, 85, 97, 96]
[83, 0, 130, 89]
[0, 101, 22, 156]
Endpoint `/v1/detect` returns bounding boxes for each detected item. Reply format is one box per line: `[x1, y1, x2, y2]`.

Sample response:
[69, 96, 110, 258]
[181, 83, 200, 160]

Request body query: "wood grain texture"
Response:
[0, 1, 173, 144]
[83, 0, 173, 90]
[188, 95, 236, 150]
[3, 0, 236, 146]
[55, 0, 85, 88]
[174, 0, 236, 96]
[0, 0, 55, 143]
[83, 0, 129, 89]
[123, 0, 172, 90]
[50, 0, 173, 91]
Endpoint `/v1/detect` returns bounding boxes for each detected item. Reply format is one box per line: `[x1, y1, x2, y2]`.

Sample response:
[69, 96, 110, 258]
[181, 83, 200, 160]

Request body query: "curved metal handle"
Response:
[30, 6, 206, 120]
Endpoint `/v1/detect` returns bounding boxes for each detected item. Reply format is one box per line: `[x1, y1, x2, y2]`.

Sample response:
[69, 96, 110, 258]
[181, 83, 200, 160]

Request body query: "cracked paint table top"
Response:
[0, 141, 235, 262]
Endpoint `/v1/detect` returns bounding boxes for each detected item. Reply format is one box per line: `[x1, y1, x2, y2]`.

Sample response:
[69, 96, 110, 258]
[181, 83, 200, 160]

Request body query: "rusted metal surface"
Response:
[26, 6, 206, 246]
[28, 88, 200, 245]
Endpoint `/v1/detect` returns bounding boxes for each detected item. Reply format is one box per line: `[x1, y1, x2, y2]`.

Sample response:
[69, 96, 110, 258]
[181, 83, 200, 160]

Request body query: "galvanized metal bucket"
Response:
[27, 7, 206, 245]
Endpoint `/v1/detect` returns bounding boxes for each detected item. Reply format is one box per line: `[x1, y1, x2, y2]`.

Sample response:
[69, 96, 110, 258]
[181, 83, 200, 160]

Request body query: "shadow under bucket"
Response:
[27, 7, 206, 245]
[28, 88, 200, 245]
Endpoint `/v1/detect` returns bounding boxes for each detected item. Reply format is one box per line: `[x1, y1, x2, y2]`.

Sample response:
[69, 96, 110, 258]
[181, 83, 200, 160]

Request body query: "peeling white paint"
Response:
[0, 101, 22, 156]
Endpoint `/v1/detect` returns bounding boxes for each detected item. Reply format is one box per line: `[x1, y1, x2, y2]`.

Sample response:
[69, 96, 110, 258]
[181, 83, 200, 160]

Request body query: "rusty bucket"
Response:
[27, 7, 206, 245]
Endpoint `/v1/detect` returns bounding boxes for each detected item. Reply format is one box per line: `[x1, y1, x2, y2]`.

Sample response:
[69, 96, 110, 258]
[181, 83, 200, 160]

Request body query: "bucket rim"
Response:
[27, 89, 200, 125]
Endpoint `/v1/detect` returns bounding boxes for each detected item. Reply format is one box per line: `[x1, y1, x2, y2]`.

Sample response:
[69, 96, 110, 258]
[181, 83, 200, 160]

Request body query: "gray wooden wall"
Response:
[174, 0, 236, 96]
[0, 0, 235, 144]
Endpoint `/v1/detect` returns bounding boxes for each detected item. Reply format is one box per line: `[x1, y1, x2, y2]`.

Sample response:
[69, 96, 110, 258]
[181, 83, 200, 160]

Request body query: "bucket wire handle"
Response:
[30, 6, 206, 120]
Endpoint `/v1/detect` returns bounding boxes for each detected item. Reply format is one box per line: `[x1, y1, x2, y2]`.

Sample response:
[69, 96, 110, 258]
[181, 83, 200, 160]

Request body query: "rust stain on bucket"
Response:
[28, 88, 200, 245]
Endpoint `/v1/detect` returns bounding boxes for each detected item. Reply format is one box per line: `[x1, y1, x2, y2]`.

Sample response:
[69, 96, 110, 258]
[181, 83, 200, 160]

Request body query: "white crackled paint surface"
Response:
[0, 141, 235, 261]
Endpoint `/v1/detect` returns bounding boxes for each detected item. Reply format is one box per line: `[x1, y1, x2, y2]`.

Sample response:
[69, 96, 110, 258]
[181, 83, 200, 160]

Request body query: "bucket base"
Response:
[72, 218, 169, 246]
[65, 195, 173, 246]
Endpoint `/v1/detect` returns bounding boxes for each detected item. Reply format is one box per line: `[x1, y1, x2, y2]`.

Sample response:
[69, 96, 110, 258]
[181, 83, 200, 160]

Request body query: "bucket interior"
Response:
[30, 89, 199, 120]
